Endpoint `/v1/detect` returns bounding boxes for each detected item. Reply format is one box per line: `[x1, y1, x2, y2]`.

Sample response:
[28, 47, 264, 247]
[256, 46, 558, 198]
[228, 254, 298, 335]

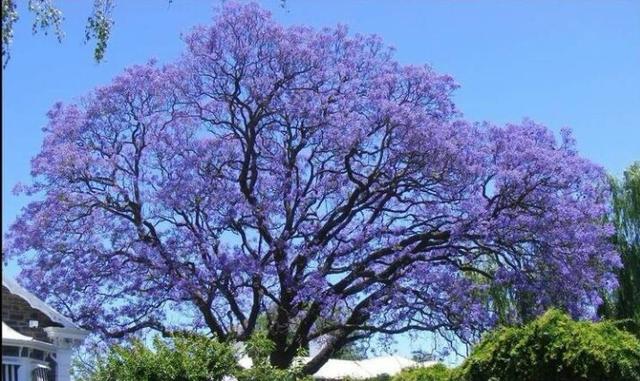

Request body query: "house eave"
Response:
[1, 337, 57, 352]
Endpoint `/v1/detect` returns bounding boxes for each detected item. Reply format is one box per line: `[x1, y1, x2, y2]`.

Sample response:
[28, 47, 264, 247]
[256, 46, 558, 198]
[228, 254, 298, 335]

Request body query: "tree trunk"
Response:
[270, 346, 296, 369]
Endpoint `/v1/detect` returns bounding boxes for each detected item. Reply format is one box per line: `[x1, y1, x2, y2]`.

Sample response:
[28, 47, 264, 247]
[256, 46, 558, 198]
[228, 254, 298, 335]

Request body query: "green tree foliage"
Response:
[610, 163, 640, 323]
[84, 0, 114, 62]
[2, 0, 116, 66]
[83, 334, 237, 381]
[392, 364, 454, 381]
[236, 331, 311, 381]
[458, 309, 640, 381]
[352, 375, 392, 381]
[394, 309, 640, 381]
[1, 0, 285, 66]
[333, 341, 369, 361]
[78, 333, 310, 381]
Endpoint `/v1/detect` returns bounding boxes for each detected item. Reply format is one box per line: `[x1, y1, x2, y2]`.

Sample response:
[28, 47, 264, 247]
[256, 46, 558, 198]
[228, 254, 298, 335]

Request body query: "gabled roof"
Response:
[2, 275, 82, 330]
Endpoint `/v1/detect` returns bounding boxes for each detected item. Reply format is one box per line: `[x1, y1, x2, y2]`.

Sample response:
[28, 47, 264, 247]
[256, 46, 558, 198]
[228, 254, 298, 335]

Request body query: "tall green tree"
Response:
[609, 162, 640, 321]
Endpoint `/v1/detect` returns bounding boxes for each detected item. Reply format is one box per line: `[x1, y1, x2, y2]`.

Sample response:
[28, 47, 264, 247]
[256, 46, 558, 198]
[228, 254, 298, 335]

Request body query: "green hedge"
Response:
[393, 309, 640, 381]
[459, 309, 640, 381]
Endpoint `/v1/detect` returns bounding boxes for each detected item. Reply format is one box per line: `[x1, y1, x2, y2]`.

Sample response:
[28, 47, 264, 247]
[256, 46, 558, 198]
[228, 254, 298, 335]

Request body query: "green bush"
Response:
[392, 364, 455, 381]
[84, 334, 238, 381]
[394, 310, 640, 381]
[612, 314, 640, 339]
[458, 309, 640, 381]
[79, 333, 311, 381]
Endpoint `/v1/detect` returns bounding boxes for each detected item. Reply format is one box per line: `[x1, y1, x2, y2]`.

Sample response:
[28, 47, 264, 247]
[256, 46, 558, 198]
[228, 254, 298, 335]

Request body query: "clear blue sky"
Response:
[2, 0, 639, 359]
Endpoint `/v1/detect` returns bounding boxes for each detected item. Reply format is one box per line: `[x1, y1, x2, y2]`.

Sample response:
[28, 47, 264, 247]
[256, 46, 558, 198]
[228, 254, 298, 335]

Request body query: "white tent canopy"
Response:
[313, 358, 372, 379]
[238, 354, 439, 379]
[311, 356, 438, 379]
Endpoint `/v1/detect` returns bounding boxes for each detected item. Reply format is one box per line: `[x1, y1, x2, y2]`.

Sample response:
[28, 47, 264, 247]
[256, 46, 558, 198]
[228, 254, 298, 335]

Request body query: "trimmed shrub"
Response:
[458, 309, 640, 381]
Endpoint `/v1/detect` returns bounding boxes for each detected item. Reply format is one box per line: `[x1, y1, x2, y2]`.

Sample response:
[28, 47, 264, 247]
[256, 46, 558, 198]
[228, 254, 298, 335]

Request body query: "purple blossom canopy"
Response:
[4, 1, 619, 373]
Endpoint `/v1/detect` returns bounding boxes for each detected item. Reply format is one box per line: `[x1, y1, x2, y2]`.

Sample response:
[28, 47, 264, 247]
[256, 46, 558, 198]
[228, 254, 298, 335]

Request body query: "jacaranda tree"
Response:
[4, 2, 620, 374]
